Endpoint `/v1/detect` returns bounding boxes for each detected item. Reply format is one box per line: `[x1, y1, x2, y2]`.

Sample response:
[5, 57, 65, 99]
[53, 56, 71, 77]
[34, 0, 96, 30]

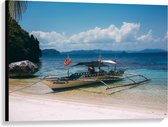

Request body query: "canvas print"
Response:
[6, 0, 167, 121]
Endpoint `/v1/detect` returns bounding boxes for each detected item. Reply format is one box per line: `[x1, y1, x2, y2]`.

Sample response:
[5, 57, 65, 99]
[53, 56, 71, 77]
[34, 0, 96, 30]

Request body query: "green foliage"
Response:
[8, 0, 27, 22]
[8, 18, 42, 63]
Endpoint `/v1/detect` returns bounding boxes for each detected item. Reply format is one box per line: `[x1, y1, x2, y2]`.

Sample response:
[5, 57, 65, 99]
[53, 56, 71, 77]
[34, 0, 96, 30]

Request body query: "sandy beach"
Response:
[8, 78, 167, 121]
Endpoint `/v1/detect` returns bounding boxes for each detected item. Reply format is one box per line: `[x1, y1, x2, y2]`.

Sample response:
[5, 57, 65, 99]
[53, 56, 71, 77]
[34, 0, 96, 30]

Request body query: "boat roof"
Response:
[74, 60, 116, 67]
[100, 60, 116, 64]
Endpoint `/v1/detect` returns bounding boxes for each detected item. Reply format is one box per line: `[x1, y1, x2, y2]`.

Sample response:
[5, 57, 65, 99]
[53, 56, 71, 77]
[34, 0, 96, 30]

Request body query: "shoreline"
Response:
[9, 78, 167, 121]
[9, 91, 167, 121]
[9, 94, 165, 122]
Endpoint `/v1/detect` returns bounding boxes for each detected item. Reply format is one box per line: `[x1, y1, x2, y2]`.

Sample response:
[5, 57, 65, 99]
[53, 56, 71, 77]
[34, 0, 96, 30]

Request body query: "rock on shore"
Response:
[9, 60, 38, 77]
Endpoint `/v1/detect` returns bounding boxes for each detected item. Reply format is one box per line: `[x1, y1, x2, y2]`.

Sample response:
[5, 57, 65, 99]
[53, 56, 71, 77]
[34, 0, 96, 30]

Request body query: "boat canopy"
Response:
[100, 60, 116, 64]
[74, 60, 116, 67]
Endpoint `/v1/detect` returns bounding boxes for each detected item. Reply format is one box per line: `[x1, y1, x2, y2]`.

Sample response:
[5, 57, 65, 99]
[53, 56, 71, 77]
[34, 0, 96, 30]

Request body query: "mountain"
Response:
[42, 49, 60, 56]
[8, 18, 42, 63]
[42, 49, 167, 56]
[62, 49, 124, 55]
[138, 49, 167, 53]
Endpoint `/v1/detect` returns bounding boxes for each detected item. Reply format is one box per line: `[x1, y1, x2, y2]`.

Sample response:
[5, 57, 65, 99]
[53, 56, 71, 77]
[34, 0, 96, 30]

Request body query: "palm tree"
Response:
[8, 0, 27, 21]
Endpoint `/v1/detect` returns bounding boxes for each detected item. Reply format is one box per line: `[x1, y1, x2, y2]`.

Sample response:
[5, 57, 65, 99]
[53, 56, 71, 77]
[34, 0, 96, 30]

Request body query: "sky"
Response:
[19, 1, 168, 51]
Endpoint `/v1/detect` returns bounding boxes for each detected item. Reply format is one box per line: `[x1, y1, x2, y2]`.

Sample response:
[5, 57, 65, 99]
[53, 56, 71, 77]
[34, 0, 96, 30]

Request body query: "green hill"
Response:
[8, 18, 42, 63]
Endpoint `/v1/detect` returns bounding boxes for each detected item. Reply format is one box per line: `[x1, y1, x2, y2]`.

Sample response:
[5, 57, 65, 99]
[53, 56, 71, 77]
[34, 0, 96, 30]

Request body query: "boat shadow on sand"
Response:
[10, 75, 39, 79]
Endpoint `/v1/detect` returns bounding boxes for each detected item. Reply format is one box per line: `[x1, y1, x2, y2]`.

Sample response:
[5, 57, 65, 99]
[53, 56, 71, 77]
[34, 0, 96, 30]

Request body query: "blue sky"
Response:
[19, 2, 167, 51]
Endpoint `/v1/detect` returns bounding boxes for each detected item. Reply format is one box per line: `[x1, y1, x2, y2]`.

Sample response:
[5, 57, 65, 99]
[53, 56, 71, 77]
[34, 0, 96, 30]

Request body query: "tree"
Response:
[8, 18, 42, 63]
[7, 1, 42, 63]
[8, 0, 27, 22]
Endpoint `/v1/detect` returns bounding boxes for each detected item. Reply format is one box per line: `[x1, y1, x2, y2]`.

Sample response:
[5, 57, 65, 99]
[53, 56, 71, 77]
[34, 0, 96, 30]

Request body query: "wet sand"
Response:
[9, 78, 167, 121]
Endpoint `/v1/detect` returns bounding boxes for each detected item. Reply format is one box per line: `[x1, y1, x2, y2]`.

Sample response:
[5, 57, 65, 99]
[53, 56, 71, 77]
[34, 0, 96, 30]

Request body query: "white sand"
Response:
[9, 79, 167, 121]
[9, 94, 165, 122]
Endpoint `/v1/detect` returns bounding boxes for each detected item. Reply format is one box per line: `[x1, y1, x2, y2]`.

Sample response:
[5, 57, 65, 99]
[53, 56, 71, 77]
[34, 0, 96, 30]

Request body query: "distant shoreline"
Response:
[42, 48, 167, 56]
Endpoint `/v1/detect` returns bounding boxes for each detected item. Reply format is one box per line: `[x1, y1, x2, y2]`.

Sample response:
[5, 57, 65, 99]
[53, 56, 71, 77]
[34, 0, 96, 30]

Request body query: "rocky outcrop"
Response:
[9, 60, 38, 77]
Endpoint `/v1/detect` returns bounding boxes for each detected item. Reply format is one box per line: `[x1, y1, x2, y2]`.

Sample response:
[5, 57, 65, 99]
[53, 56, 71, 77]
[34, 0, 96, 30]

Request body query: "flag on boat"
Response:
[64, 57, 71, 66]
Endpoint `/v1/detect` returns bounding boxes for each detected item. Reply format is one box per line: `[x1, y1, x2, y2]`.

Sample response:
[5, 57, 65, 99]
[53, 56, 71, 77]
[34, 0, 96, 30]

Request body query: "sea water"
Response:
[37, 52, 167, 75]
[33, 52, 167, 95]
[36, 53, 166, 77]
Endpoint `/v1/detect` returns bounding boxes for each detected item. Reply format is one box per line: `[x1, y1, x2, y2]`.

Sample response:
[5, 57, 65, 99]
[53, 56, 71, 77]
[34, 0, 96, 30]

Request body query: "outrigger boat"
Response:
[42, 58, 150, 91]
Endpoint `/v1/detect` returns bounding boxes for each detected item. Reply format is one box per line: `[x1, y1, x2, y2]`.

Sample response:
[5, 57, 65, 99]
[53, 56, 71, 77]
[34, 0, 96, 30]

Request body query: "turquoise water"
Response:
[35, 53, 167, 93]
[37, 53, 167, 75]
[126, 69, 167, 85]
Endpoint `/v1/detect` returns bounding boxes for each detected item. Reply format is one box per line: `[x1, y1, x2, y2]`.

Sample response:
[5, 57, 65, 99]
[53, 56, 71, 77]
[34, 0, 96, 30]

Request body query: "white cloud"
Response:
[136, 30, 161, 42]
[30, 31, 70, 50]
[30, 22, 165, 51]
[69, 22, 140, 44]
[164, 32, 168, 40]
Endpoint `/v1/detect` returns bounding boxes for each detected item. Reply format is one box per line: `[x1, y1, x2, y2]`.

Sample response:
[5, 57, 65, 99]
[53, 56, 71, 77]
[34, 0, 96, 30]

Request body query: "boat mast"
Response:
[114, 57, 116, 72]
[98, 52, 102, 72]
[67, 54, 70, 77]
[67, 69, 69, 77]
